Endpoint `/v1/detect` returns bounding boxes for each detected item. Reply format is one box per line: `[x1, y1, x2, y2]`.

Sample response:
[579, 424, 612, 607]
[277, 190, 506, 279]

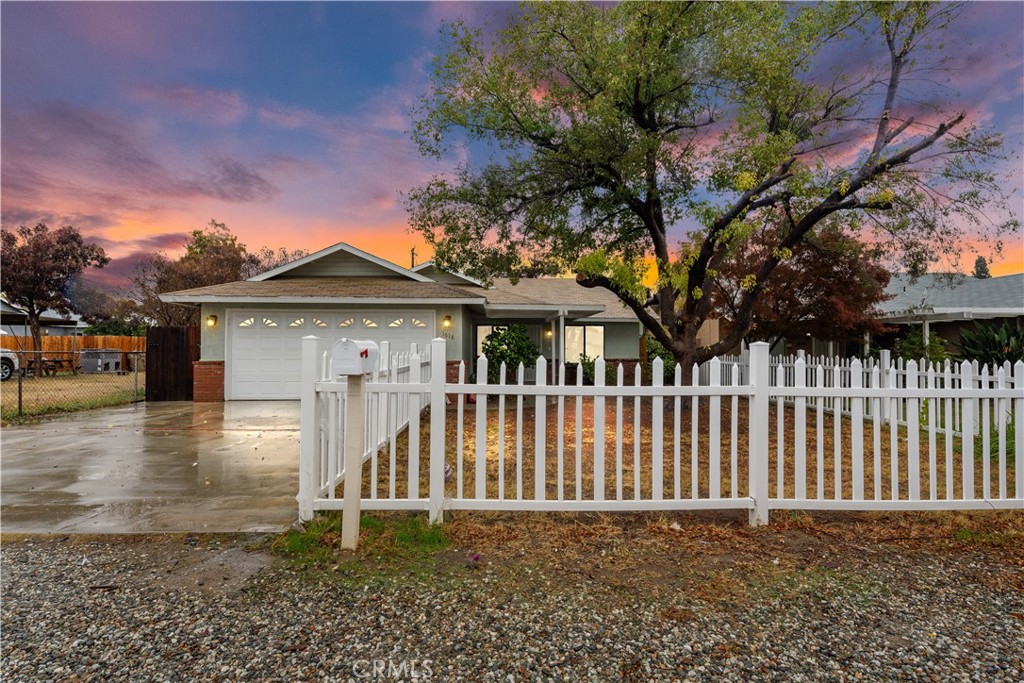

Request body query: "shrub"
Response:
[481, 324, 539, 384]
[956, 319, 1024, 366]
[646, 336, 677, 384]
[895, 327, 948, 365]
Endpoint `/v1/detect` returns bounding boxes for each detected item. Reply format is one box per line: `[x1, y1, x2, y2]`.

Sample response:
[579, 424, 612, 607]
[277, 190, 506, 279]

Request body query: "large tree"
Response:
[407, 2, 1017, 371]
[1, 223, 109, 374]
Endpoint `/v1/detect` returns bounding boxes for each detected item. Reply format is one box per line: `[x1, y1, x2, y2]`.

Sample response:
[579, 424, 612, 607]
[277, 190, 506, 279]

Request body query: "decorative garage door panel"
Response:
[227, 310, 435, 400]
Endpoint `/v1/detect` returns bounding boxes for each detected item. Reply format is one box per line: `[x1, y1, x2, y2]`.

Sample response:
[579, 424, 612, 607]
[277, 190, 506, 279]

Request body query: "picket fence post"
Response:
[297, 335, 321, 522]
[341, 370, 366, 550]
[428, 338, 446, 524]
[748, 342, 770, 526]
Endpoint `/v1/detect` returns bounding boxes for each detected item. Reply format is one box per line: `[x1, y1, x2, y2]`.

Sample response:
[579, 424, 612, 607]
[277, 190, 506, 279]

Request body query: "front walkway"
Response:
[1, 401, 299, 533]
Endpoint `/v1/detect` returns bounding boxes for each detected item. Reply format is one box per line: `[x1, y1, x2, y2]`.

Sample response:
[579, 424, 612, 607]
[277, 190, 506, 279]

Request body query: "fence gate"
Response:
[145, 326, 200, 401]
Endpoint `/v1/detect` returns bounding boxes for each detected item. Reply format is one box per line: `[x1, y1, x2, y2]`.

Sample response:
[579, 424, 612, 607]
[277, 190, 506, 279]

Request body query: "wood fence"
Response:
[0, 336, 145, 353]
[298, 339, 1024, 533]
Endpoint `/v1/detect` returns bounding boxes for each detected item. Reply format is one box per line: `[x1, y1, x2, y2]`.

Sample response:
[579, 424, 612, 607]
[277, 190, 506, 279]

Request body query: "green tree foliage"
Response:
[480, 324, 540, 383]
[972, 256, 992, 279]
[0, 223, 109, 375]
[408, 2, 1017, 372]
[955, 319, 1024, 366]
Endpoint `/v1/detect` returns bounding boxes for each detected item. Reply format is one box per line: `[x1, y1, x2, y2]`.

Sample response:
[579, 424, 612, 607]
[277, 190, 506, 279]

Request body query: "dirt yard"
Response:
[357, 399, 1017, 504]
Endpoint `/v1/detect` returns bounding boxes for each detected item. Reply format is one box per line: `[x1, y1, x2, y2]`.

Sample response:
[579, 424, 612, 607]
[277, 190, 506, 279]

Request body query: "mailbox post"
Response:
[331, 339, 380, 550]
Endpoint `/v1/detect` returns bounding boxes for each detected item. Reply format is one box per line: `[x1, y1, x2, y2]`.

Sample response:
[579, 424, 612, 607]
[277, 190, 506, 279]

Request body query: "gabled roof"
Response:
[881, 273, 1024, 323]
[410, 261, 484, 286]
[160, 277, 485, 305]
[250, 243, 433, 282]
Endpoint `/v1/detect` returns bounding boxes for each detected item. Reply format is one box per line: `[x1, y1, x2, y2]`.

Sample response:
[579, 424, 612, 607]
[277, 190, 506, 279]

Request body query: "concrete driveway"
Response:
[1, 401, 299, 534]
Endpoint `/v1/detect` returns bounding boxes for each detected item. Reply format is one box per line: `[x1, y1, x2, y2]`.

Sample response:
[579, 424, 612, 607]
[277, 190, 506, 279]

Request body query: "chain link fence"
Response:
[1, 350, 146, 420]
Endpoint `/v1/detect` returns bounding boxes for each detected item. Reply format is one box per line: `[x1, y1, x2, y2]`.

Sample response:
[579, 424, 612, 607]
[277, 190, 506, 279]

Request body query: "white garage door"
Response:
[227, 310, 435, 400]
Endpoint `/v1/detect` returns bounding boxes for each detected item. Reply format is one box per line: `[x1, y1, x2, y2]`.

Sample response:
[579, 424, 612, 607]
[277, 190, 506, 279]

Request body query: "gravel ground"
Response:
[2, 535, 1022, 682]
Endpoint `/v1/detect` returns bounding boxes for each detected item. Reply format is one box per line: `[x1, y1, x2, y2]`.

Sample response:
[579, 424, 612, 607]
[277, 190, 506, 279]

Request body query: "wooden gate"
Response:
[145, 326, 200, 401]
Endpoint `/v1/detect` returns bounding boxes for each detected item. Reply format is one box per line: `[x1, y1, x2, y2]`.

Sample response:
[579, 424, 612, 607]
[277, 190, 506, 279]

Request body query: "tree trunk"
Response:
[29, 316, 44, 379]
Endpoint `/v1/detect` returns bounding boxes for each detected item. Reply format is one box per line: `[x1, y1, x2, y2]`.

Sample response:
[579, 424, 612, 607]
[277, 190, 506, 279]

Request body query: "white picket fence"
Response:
[298, 339, 1024, 526]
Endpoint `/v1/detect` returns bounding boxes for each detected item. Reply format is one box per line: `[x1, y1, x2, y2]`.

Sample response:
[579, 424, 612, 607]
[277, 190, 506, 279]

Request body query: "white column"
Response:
[922, 320, 930, 346]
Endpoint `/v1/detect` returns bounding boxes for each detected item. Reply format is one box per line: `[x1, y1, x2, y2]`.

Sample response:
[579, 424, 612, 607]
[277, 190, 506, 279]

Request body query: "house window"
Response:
[565, 325, 604, 362]
[475, 325, 494, 357]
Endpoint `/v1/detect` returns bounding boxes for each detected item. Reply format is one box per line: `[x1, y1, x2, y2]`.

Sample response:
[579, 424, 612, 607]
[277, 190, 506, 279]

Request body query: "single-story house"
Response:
[160, 242, 718, 401]
[788, 272, 1024, 357]
[1, 299, 87, 338]
[877, 273, 1024, 349]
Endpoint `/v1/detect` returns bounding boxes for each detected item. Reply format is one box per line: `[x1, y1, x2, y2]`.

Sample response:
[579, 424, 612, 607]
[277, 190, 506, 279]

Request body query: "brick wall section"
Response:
[446, 360, 463, 383]
[193, 360, 225, 402]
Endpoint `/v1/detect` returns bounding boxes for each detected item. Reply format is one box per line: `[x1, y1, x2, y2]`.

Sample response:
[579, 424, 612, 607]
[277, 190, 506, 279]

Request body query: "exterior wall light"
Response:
[545, 329, 553, 339]
[206, 314, 218, 328]
[442, 315, 453, 329]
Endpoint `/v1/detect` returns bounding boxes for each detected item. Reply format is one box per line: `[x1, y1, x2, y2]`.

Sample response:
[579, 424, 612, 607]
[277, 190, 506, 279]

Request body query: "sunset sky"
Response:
[2, 1, 1022, 291]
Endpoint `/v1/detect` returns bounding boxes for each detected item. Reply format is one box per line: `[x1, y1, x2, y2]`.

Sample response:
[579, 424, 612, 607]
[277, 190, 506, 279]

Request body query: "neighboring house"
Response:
[789, 272, 1024, 357]
[877, 273, 1024, 349]
[161, 242, 717, 401]
[0, 299, 87, 339]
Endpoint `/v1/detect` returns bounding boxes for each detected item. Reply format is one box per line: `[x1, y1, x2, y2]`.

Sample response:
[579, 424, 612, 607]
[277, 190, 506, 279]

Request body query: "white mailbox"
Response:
[331, 339, 380, 376]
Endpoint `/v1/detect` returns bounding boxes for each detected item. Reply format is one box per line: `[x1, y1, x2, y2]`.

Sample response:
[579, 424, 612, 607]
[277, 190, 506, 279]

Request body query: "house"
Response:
[161, 242, 718, 401]
[876, 272, 1024, 350]
[790, 272, 1024, 357]
[0, 299, 88, 338]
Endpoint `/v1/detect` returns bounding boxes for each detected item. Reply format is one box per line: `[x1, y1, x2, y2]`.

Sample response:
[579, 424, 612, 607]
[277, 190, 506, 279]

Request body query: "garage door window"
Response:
[338, 318, 353, 328]
[288, 318, 304, 327]
[362, 318, 378, 328]
[263, 317, 279, 327]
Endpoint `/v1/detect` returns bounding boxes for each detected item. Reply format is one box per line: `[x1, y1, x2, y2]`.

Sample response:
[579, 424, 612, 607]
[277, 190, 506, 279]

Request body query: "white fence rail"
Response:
[299, 340, 1024, 527]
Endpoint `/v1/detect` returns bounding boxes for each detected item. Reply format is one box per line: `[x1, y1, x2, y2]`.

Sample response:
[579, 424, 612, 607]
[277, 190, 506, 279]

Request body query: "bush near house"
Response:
[895, 327, 948, 365]
[956, 319, 1024, 366]
[480, 324, 539, 384]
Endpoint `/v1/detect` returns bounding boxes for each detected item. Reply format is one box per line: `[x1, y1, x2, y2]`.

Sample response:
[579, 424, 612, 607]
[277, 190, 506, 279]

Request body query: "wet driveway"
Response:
[1, 401, 299, 534]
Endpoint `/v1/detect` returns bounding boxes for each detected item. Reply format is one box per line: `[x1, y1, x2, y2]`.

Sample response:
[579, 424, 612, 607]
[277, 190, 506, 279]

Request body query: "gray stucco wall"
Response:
[603, 321, 642, 359]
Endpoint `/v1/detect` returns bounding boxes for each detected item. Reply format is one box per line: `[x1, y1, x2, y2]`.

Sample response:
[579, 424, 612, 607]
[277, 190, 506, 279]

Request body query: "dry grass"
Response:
[0, 372, 145, 420]
[356, 398, 1017, 505]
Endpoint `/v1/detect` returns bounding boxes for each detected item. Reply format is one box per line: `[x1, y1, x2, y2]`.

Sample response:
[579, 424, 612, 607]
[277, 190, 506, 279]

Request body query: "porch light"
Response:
[442, 315, 452, 329]
[206, 314, 218, 328]
[545, 329, 553, 338]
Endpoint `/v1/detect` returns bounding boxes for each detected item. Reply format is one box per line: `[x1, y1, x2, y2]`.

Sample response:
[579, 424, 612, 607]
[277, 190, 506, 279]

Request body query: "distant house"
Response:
[160, 243, 713, 402]
[755, 272, 1023, 358]
[877, 273, 1024, 350]
[0, 299, 87, 339]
